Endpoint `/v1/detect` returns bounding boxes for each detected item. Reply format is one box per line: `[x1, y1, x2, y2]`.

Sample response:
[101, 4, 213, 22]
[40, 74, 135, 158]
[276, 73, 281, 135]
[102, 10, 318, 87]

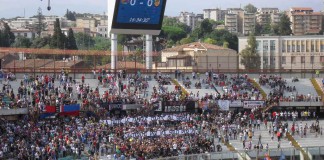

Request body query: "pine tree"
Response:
[35, 8, 45, 37]
[66, 28, 77, 50]
[1, 23, 15, 47]
[50, 18, 66, 49]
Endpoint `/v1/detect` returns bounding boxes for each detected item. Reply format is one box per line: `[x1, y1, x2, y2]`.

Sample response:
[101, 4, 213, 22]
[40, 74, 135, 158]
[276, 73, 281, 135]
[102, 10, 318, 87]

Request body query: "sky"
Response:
[0, 0, 323, 18]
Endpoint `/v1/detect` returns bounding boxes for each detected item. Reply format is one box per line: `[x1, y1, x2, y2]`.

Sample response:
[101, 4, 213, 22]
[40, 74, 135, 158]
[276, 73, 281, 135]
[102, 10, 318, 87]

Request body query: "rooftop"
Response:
[163, 42, 231, 52]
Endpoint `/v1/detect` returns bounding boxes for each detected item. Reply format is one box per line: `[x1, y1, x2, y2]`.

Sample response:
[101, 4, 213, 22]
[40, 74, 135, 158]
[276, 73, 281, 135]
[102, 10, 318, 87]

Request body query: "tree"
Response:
[31, 36, 51, 48]
[66, 28, 77, 50]
[204, 29, 238, 51]
[240, 34, 261, 70]
[204, 38, 217, 44]
[277, 14, 292, 35]
[160, 26, 187, 43]
[34, 8, 45, 37]
[50, 18, 66, 49]
[74, 32, 95, 50]
[180, 37, 194, 45]
[65, 9, 76, 21]
[12, 36, 32, 48]
[223, 41, 229, 48]
[0, 23, 15, 47]
[199, 19, 213, 37]
[244, 3, 257, 13]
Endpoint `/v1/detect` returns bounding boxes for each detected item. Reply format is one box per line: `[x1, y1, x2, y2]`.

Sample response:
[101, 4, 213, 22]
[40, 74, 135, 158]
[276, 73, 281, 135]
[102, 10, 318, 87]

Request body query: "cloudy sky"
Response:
[0, 0, 323, 18]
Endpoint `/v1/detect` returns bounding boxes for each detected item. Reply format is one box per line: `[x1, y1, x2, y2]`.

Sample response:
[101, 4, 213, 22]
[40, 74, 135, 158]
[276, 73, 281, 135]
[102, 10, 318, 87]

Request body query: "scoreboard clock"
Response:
[108, 0, 167, 35]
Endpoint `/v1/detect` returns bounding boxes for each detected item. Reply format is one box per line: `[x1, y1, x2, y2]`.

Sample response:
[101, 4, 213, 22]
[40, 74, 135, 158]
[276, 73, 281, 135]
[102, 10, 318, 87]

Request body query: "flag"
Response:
[45, 106, 56, 113]
[59, 104, 80, 116]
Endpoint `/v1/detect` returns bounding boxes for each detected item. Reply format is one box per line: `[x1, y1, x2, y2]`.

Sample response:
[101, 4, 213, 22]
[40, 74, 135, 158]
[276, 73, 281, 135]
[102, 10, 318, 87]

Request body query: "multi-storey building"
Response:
[256, 8, 280, 26]
[178, 12, 198, 29]
[225, 13, 238, 33]
[243, 13, 256, 35]
[225, 8, 256, 35]
[288, 7, 323, 35]
[76, 17, 97, 33]
[239, 35, 324, 70]
[203, 8, 226, 21]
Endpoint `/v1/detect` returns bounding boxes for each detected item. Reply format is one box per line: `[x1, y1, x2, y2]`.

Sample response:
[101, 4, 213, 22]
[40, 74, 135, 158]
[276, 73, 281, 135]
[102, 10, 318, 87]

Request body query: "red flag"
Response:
[45, 106, 56, 113]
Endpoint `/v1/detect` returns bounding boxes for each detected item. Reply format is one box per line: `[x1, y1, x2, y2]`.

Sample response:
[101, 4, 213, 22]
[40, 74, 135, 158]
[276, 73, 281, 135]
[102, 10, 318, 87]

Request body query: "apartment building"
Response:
[225, 8, 256, 35]
[243, 13, 256, 35]
[203, 8, 226, 21]
[288, 7, 323, 35]
[239, 35, 324, 70]
[178, 12, 204, 29]
[76, 17, 97, 33]
[225, 13, 238, 33]
[256, 8, 280, 25]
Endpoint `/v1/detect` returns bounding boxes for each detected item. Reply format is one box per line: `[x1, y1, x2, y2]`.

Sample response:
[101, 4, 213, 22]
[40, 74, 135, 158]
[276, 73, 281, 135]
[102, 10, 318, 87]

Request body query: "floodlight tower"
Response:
[40, 0, 51, 11]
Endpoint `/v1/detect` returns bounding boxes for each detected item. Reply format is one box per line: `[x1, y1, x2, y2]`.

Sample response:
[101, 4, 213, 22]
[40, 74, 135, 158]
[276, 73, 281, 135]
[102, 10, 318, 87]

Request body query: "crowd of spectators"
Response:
[0, 71, 323, 159]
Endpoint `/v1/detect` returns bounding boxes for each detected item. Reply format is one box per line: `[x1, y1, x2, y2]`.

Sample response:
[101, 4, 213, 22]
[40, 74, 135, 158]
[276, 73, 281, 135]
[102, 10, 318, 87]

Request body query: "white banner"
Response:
[218, 100, 230, 111]
[243, 101, 265, 109]
[230, 100, 243, 107]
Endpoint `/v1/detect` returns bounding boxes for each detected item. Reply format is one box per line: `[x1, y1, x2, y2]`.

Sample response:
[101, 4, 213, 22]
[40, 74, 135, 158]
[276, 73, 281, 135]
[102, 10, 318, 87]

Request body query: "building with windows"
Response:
[256, 8, 280, 26]
[97, 25, 108, 38]
[203, 8, 226, 21]
[178, 12, 203, 29]
[225, 8, 256, 35]
[155, 42, 238, 71]
[288, 7, 323, 35]
[239, 35, 324, 70]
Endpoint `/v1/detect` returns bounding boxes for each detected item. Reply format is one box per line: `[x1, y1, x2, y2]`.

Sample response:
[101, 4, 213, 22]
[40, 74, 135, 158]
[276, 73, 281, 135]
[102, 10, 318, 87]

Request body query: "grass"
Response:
[286, 132, 310, 160]
[310, 78, 324, 102]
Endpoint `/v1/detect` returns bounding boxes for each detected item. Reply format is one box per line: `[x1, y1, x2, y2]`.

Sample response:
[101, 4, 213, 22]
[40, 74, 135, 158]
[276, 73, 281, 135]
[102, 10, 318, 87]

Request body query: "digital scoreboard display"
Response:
[111, 0, 166, 31]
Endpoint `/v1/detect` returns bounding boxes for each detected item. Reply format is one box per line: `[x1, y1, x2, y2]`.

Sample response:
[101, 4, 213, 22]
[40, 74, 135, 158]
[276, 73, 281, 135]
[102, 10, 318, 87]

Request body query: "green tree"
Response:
[240, 34, 261, 70]
[204, 38, 217, 44]
[66, 28, 77, 50]
[204, 29, 238, 51]
[12, 36, 32, 48]
[92, 37, 111, 50]
[223, 41, 229, 48]
[65, 9, 76, 21]
[0, 23, 15, 47]
[180, 37, 194, 45]
[50, 18, 66, 49]
[277, 14, 292, 35]
[244, 3, 257, 13]
[160, 26, 187, 43]
[31, 36, 51, 48]
[200, 19, 213, 36]
[74, 32, 95, 50]
[35, 8, 45, 37]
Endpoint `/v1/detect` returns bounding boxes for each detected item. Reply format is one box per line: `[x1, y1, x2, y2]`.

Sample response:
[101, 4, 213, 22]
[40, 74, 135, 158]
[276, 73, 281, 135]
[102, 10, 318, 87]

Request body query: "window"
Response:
[301, 44, 305, 52]
[310, 56, 314, 64]
[287, 45, 291, 52]
[256, 40, 261, 53]
[282, 56, 286, 64]
[270, 40, 276, 51]
[24, 33, 27, 37]
[282, 41, 286, 52]
[301, 56, 305, 63]
[263, 40, 268, 52]
[321, 42, 324, 52]
[291, 56, 296, 64]
[320, 56, 324, 63]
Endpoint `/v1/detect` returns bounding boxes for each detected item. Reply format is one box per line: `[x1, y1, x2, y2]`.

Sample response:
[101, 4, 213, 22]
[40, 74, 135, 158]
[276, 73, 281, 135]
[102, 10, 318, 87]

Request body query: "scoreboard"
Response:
[108, 0, 167, 35]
